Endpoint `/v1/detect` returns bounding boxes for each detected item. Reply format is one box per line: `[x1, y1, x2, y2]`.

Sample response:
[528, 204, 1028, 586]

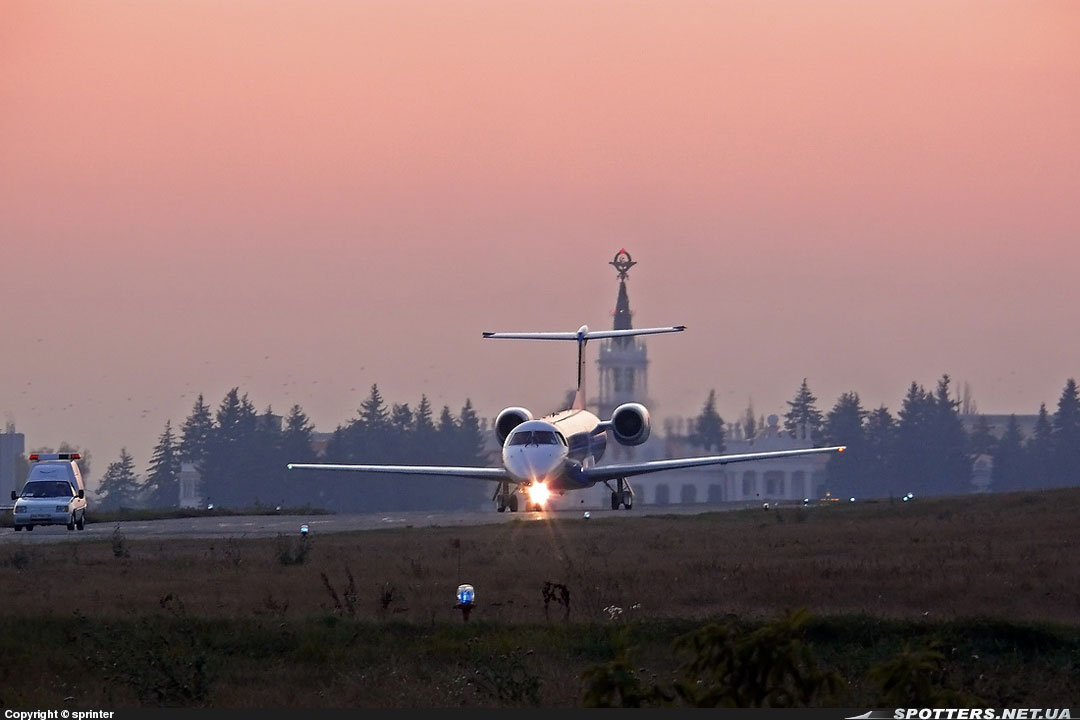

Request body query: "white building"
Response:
[178, 462, 202, 508]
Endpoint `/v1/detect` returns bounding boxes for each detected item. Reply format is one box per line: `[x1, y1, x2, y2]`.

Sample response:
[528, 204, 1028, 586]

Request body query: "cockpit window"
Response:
[508, 431, 561, 446]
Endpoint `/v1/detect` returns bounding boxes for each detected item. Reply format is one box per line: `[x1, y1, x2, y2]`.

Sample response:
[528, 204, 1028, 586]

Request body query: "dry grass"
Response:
[0, 488, 1077, 707]
[2, 488, 1078, 624]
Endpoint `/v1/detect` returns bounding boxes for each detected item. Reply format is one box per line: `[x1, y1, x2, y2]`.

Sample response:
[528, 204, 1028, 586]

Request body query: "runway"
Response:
[0, 502, 749, 544]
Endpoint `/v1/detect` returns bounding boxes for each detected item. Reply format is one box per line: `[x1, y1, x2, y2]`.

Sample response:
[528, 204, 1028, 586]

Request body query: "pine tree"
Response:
[202, 388, 259, 508]
[96, 448, 140, 510]
[415, 395, 436, 436]
[864, 405, 898, 497]
[742, 399, 756, 440]
[1027, 403, 1054, 489]
[353, 384, 391, 465]
[991, 415, 1026, 492]
[390, 403, 414, 435]
[823, 392, 867, 496]
[251, 405, 283, 507]
[692, 390, 726, 452]
[412, 394, 435, 458]
[1051, 378, 1080, 488]
[282, 405, 316, 464]
[928, 375, 973, 495]
[360, 384, 390, 431]
[967, 415, 998, 459]
[215, 388, 257, 441]
[895, 382, 933, 496]
[783, 379, 824, 442]
[179, 394, 214, 469]
[458, 399, 487, 465]
[436, 405, 457, 461]
[143, 421, 181, 508]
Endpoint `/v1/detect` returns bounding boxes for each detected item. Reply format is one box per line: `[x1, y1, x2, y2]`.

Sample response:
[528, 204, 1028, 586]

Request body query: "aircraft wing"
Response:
[580, 446, 845, 483]
[286, 463, 517, 483]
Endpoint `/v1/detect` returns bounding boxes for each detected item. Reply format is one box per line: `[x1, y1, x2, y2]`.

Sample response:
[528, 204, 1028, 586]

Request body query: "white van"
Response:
[10, 453, 88, 531]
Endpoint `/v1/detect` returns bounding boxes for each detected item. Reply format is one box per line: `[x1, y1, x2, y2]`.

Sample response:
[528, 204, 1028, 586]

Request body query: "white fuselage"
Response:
[501, 410, 606, 492]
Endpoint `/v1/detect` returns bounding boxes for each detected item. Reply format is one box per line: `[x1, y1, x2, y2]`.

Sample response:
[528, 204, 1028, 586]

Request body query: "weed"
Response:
[378, 583, 399, 617]
[273, 533, 309, 566]
[4, 549, 31, 570]
[111, 525, 129, 558]
[867, 639, 983, 706]
[81, 597, 212, 706]
[542, 581, 571, 622]
[259, 593, 290, 618]
[469, 648, 542, 706]
[319, 567, 359, 617]
[581, 643, 670, 708]
[222, 537, 243, 569]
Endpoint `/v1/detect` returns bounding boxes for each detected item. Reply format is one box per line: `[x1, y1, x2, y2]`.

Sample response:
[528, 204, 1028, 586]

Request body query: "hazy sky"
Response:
[2, 1, 1078, 483]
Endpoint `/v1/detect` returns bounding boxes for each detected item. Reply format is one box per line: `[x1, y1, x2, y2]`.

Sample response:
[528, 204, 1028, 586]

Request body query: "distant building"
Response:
[0, 426, 26, 505]
[575, 250, 828, 508]
[573, 413, 828, 509]
[960, 414, 1039, 440]
[594, 249, 651, 463]
[178, 462, 201, 508]
[310, 431, 334, 457]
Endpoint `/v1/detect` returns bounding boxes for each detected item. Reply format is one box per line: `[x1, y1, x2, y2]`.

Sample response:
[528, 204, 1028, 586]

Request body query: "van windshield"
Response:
[21, 481, 74, 498]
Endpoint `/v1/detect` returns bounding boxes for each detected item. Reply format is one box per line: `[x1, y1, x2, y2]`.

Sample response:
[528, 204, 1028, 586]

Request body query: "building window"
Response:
[680, 484, 697, 504]
[792, 471, 806, 498]
[613, 368, 635, 394]
[742, 471, 756, 497]
[765, 470, 784, 496]
[655, 484, 670, 505]
[707, 484, 724, 503]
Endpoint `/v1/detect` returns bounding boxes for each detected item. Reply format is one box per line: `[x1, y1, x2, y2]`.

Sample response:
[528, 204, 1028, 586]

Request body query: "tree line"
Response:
[92, 385, 489, 512]
[57, 373, 1080, 512]
[684, 374, 1080, 498]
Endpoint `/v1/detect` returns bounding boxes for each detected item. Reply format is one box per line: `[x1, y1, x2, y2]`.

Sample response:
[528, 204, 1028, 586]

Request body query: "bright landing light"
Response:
[527, 482, 551, 506]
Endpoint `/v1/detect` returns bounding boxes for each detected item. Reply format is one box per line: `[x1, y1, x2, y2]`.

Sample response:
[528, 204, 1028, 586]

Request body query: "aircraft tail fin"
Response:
[482, 325, 686, 412]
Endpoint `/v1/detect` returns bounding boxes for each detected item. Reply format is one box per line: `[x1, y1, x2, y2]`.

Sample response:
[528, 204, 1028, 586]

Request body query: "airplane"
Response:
[287, 325, 845, 512]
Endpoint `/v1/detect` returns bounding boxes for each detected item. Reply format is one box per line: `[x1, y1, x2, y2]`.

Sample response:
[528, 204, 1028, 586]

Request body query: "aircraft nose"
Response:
[503, 445, 565, 482]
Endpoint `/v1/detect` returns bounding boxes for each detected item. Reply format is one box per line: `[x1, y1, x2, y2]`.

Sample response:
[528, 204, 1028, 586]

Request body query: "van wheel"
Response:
[76, 513, 85, 530]
[14, 525, 22, 532]
[26, 525, 34, 531]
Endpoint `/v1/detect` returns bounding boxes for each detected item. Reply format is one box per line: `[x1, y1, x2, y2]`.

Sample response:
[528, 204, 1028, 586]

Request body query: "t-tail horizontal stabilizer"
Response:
[483, 324, 686, 410]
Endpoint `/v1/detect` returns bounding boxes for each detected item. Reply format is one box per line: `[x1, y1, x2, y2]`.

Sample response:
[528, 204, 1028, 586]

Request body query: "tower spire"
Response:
[611, 248, 634, 338]
[596, 250, 650, 437]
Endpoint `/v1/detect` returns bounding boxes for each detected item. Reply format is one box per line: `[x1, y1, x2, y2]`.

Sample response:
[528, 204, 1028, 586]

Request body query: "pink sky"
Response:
[2, 1, 1079, 484]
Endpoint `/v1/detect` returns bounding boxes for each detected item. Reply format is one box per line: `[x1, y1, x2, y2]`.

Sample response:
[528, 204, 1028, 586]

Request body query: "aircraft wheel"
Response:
[76, 512, 85, 530]
[496, 496, 506, 512]
[67, 514, 76, 531]
[623, 492, 633, 510]
[611, 492, 619, 510]
[509, 495, 519, 513]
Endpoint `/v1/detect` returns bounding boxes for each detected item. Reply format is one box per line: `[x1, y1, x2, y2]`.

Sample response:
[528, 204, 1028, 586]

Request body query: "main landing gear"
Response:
[606, 477, 634, 510]
[494, 482, 520, 513]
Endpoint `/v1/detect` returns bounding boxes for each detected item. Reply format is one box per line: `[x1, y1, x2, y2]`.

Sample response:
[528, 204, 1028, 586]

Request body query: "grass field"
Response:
[1, 488, 1077, 707]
